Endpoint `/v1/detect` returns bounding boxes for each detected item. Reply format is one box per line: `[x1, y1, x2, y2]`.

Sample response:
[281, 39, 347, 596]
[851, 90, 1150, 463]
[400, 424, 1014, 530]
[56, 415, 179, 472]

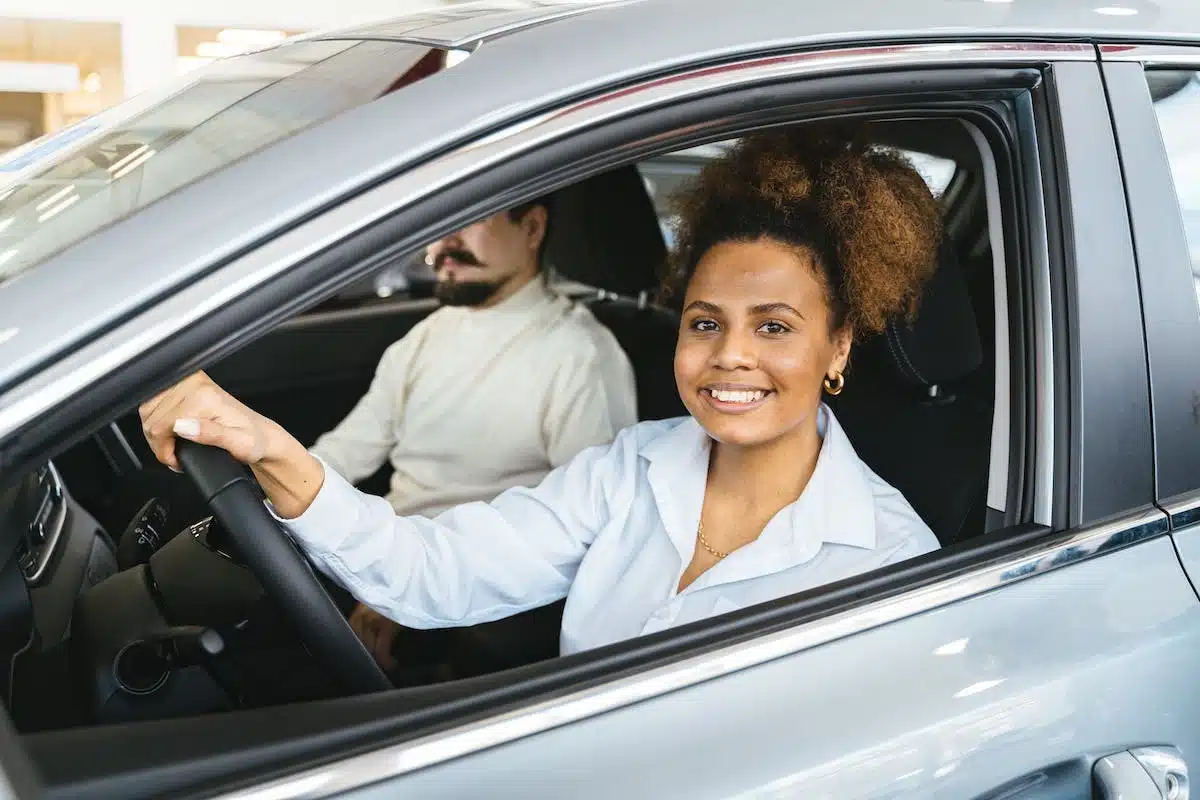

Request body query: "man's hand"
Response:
[349, 603, 400, 671]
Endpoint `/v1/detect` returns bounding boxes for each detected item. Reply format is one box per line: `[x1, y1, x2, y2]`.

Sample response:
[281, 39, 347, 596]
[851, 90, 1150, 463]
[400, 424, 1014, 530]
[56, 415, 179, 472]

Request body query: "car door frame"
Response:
[4, 41, 1178, 800]
[1100, 44, 1200, 590]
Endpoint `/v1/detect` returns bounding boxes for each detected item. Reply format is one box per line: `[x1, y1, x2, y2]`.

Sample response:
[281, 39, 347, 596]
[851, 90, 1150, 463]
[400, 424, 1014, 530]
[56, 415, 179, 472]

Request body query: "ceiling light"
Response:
[953, 679, 1005, 699]
[82, 72, 102, 93]
[110, 148, 156, 180]
[37, 193, 77, 223]
[196, 41, 231, 59]
[1094, 5, 1138, 14]
[35, 185, 75, 212]
[176, 56, 213, 75]
[217, 28, 288, 47]
[933, 638, 969, 656]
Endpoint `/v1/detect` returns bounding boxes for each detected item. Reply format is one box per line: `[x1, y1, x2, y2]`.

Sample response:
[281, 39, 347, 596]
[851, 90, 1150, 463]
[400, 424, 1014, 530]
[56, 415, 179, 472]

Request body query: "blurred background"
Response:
[0, 0, 455, 152]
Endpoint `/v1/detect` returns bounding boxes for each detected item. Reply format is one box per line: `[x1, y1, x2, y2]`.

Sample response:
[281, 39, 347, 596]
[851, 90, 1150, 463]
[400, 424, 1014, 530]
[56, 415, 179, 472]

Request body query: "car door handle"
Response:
[1094, 746, 1188, 799]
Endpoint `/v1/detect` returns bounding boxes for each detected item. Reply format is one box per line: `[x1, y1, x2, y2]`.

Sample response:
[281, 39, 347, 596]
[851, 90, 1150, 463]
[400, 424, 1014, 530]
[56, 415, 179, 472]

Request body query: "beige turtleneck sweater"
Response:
[310, 279, 637, 516]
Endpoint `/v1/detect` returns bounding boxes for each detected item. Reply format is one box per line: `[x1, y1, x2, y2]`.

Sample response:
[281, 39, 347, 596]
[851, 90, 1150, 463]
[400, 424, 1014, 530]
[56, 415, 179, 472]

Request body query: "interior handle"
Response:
[1094, 746, 1188, 800]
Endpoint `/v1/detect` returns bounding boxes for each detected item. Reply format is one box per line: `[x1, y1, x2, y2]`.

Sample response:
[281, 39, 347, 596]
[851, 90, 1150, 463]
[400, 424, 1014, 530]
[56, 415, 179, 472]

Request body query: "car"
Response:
[2, 0, 1200, 797]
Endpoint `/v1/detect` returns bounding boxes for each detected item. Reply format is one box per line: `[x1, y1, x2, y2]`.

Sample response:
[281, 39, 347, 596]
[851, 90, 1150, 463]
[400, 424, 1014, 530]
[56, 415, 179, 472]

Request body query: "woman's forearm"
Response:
[250, 422, 325, 519]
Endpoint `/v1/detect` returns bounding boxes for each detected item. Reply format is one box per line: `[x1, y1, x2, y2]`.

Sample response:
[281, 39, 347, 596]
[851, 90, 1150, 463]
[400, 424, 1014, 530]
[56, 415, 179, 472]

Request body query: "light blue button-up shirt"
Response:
[283, 405, 939, 655]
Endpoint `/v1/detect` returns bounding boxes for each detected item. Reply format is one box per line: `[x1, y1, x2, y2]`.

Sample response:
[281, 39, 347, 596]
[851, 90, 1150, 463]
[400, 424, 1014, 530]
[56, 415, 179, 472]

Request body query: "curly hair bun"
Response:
[667, 125, 943, 337]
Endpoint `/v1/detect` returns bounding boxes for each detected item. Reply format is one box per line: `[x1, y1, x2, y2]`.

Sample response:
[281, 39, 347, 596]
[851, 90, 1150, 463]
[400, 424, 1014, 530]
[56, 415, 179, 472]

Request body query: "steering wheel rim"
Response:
[176, 440, 391, 695]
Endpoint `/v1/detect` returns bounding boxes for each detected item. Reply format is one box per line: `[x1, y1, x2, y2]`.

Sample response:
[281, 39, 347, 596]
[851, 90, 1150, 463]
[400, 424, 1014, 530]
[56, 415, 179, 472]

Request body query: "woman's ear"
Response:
[828, 325, 853, 377]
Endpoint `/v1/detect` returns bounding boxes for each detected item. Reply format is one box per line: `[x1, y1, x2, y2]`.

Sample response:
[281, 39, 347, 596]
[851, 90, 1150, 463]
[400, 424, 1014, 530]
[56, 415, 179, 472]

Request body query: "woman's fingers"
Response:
[138, 372, 270, 469]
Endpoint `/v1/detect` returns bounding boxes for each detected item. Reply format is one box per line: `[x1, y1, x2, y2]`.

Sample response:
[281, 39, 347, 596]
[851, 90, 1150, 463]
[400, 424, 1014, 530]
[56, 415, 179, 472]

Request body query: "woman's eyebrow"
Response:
[750, 302, 804, 319]
[683, 300, 722, 314]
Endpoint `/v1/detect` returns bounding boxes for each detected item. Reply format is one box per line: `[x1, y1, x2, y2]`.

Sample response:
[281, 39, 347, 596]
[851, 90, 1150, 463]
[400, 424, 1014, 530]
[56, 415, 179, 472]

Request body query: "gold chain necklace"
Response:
[696, 521, 729, 560]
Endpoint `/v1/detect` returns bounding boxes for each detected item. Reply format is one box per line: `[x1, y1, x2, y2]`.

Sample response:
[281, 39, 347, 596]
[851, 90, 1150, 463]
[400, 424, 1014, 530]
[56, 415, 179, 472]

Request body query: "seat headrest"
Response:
[544, 166, 666, 297]
[867, 240, 983, 388]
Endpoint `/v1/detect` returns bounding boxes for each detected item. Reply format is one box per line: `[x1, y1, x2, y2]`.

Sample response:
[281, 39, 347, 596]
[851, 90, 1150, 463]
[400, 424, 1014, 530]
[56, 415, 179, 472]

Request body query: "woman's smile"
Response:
[700, 384, 774, 413]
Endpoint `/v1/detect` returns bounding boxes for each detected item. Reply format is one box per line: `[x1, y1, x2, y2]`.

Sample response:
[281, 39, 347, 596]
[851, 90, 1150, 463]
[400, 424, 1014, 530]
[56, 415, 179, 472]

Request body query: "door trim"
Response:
[218, 506, 1167, 799]
[1101, 43, 1200, 65]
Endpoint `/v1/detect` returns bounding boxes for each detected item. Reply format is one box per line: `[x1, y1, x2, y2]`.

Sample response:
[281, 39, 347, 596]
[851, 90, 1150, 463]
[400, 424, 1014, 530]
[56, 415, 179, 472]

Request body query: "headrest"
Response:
[544, 165, 667, 297]
[864, 240, 983, 388]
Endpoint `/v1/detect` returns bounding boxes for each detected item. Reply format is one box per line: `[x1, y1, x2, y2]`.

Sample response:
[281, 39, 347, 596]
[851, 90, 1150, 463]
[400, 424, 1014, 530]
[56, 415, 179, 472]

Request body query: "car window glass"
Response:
[0, 40, 450, 290]
[1146, 69, 1200, 309]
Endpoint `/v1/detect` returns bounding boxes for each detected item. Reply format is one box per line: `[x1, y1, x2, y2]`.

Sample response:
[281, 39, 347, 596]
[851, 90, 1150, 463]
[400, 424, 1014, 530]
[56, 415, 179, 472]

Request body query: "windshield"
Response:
[0, 38, 448, 289]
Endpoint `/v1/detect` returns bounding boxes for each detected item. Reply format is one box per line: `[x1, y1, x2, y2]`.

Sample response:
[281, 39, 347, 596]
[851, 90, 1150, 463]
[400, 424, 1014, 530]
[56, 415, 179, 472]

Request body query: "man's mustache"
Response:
[433, 249, 483, 269]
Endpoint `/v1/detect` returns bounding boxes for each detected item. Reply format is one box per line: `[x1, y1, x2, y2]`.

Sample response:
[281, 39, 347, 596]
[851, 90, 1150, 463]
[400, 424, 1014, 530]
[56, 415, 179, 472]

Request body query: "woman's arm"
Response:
[139, 372, 621, 627]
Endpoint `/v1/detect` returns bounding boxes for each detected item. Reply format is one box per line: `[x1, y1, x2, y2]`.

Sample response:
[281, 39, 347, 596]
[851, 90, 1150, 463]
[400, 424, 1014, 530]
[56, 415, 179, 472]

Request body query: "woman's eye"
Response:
[759, 321, 789, 335]
[691, 319, 719, 332]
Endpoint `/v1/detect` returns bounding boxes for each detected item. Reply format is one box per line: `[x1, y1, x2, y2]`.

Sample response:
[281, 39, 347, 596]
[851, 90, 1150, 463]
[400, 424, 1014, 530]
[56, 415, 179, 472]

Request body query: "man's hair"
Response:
[507, 194, 554, 270]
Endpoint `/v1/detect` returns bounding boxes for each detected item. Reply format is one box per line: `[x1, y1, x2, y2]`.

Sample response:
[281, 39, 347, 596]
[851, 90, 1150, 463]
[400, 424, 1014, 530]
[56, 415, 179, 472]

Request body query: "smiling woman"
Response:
[137, 122, 944, 654]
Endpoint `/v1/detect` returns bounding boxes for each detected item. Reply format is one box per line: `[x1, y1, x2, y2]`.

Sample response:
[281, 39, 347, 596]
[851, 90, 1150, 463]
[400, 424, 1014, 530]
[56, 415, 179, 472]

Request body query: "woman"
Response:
[140, 127, 943, 659]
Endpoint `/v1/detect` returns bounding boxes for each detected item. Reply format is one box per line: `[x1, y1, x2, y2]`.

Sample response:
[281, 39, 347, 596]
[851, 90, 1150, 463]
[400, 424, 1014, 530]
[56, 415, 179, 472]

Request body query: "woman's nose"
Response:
[712, 330, 757, 370]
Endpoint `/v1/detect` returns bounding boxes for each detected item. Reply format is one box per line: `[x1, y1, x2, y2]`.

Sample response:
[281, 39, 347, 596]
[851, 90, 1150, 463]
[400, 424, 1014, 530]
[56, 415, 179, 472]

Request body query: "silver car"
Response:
[2, 1, 1200, 798]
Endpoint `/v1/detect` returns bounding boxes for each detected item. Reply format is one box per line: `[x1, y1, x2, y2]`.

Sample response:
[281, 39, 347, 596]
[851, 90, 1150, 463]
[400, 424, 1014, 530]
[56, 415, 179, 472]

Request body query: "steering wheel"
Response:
[176, 440, 391, 695]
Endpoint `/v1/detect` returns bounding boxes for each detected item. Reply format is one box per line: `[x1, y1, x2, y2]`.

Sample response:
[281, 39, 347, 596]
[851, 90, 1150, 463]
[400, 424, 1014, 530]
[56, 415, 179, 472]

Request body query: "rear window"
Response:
[0, 39, 450, 289]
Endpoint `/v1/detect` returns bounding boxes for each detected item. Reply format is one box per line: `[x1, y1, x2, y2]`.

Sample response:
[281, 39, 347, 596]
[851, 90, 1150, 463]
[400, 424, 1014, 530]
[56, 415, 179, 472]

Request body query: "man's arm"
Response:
[310, 331, 422, 484]
[543, 340, 638, 468]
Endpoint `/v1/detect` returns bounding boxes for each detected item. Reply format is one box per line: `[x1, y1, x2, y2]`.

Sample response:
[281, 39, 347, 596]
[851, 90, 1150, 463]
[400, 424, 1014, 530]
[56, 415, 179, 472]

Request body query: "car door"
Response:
[7, 37, 1199, 800]
[1103, 48, 1200, 599]
[196, 52, 1198, 800]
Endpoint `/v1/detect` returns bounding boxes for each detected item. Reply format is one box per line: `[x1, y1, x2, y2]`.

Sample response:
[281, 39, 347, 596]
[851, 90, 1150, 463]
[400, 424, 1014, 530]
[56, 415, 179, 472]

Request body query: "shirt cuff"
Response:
[264, 454, 358, 555]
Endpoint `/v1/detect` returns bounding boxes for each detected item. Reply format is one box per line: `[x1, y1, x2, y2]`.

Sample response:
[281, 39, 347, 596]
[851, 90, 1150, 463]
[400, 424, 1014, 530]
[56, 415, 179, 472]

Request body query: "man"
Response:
[309, 197, 638, 668]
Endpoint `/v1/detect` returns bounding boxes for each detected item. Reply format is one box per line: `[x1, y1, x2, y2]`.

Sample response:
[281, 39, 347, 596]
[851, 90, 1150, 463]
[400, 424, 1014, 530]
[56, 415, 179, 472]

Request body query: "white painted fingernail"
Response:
[173, 418, 200, 438]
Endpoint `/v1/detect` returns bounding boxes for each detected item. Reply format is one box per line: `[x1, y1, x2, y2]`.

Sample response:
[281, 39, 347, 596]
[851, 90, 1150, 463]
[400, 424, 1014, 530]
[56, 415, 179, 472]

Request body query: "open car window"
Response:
[335, 141, 959, 306]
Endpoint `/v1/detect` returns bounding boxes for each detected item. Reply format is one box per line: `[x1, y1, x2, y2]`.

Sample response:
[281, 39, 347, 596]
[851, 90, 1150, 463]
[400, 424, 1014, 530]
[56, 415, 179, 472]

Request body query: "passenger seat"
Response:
[545, 165, 686, 421]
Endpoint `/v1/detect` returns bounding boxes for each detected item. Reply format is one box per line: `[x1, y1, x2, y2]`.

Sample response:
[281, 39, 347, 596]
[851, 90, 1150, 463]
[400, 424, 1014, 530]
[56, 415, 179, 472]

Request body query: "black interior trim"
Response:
[11, 69, 1039, 798]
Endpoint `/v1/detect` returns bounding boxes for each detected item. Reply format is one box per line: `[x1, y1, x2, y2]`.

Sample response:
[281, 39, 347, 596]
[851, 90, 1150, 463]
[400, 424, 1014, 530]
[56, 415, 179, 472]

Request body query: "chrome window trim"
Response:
[0, 40, 1093, 446]
[1164, 491, 1200, 530]
[220, 508, 1168, 800]
[1101, 44, 1200, 65]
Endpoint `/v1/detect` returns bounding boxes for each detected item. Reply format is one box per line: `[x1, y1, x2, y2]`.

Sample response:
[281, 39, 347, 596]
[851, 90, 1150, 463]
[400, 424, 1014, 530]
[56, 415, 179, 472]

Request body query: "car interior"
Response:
[0, 116, 1003, 750]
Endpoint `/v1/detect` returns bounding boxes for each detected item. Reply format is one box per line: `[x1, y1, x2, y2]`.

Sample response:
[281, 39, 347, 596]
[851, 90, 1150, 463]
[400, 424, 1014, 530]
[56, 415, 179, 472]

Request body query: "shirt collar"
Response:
[641, 406, 878, 576]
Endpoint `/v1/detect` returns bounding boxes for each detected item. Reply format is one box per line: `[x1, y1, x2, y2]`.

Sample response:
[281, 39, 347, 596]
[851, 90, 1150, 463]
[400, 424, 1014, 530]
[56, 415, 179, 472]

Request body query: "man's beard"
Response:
[434, 276, 503, 307]
[432, 247, 505, 307]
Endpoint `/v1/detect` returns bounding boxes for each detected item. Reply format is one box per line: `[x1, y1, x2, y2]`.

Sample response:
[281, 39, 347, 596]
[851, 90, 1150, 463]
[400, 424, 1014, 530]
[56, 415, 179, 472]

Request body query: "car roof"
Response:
[321, 0, 1200, 50]
[2, 0, 1199, 395]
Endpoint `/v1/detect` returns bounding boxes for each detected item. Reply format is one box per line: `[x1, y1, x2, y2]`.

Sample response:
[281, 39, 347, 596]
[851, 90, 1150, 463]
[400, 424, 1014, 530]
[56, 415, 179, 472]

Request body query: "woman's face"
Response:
[674, 238, 852, 448]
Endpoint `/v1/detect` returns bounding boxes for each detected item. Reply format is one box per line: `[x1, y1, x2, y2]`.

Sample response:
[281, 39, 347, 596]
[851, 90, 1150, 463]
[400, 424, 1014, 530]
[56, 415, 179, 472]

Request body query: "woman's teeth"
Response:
[707, 388, 766, 404]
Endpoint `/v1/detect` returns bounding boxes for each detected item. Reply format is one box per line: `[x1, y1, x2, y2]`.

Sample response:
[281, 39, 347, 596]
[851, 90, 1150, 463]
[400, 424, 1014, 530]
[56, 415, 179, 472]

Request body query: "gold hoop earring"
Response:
[824, 371, 845, 396]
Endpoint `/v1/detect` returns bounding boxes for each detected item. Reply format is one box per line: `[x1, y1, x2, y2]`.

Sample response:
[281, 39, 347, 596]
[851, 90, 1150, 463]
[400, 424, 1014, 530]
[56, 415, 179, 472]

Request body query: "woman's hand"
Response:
[348, 603, 400, 671]
[138, 372, 324, 518]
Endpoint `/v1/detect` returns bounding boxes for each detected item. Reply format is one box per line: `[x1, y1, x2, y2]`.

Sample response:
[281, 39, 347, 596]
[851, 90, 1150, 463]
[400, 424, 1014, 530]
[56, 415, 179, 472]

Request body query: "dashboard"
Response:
[1, 458, 118, 717]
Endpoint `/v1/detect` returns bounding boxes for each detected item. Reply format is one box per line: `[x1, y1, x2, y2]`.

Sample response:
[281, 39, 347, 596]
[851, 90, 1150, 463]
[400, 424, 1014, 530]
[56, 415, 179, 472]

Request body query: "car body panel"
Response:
[268, 536, 1200, 800]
